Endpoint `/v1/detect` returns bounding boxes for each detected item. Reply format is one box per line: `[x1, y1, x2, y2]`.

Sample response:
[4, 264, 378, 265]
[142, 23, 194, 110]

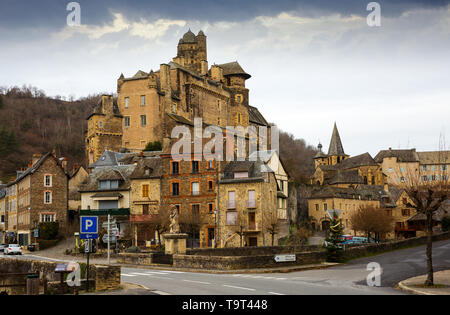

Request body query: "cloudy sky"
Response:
[1, 0, 449, 156]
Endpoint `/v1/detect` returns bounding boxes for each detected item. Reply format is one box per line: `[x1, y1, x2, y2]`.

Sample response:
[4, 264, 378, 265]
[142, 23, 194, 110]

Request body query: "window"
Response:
[226, 211, 237, 225]
[279, 180, 284, 191]
[227, 191, 235, 209]
[140, 115, 147, 127]
[399, 177, 406, 183]
[208, 203, 214, 214]
[191, 182, 199, 196]
[98, 180, 119, 190]
[191, 204, 200, 216]
[125, 97, 130, 108]
[386, 209, 392, 216]
[44, 175, 52, 187]
[208, 180, 214, 191]
[192, 161, 199, 173]
[171, 162, 179, 174]
[422, 165, 427, 171]
[324, 203, 328, 211]
[142, 204, 149, 215]
[248, 190, 256, 208]
[40, 214, 55, 222]
[140, 95, 146, 106]
[315, 204, 319, 211]
[235, 94, 243, 104]
[431, 166, 435, 171]
[172, 103, 177, 113]
[142, 184, 149, 198]
[402, 209, 410, 216]
[171, 182, 180, 196]
[124, 116, 130, 128]
[207, 160, 214, 169]
[44, 191, 52, 204]
[400, 167, 405, 173]
[99, 121, 103, 128]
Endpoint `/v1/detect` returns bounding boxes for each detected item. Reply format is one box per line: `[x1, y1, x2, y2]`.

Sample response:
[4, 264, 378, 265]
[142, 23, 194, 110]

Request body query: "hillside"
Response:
[0, 86, 100, 183]
[0, 85, 317, 185]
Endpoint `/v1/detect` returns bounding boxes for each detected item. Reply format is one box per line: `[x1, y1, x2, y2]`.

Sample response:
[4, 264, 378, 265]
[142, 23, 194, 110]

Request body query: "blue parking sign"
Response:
[80, 216, 98, 234]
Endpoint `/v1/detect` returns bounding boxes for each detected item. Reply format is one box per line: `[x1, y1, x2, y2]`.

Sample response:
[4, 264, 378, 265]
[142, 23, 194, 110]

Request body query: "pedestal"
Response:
[163, 233, 188, 255]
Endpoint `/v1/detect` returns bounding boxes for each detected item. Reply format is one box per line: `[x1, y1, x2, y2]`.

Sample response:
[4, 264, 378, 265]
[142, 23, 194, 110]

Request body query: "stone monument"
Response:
[163, 206, 188, 255]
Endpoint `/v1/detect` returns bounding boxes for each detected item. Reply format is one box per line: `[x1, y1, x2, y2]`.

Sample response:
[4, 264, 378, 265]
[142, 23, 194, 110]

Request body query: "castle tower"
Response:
[327, 123, 349, 165]
[85, 95, 123, 166]
[176, 29, 207, 73]
[313, 143, 327, 168]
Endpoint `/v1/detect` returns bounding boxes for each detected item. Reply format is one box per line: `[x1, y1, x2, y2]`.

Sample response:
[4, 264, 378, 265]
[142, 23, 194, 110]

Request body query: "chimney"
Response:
[61, 157, 68, 172]
[32, 154, 42, 166]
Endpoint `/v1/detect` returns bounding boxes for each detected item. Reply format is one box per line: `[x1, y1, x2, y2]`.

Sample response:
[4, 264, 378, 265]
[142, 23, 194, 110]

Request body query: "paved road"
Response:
[120, 239, 450, 295]
[3, 239, 449, 294]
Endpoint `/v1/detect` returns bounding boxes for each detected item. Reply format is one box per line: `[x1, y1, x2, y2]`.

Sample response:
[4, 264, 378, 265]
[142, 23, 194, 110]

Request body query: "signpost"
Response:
[80, 216, 98, 292]
[274, 254, 296, 263]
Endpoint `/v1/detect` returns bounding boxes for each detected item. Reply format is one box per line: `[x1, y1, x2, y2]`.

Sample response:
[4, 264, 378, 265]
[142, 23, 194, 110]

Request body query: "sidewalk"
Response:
[398, 270, 450, 295]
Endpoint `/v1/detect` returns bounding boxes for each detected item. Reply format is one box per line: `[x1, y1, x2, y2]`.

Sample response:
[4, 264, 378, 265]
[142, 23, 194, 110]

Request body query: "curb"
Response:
[397, 281, 435, 295]
[118, 262, 340, 274]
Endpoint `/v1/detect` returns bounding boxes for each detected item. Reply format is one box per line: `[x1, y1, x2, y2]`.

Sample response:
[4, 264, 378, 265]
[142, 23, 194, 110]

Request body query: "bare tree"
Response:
[231, 211, 247, 247]
[264, 210, 279, 246]
[180, 206, 205, 248]
[400, 169, 449, 286]
[150, 206, 171, 246]
[350, 205, 395, 241]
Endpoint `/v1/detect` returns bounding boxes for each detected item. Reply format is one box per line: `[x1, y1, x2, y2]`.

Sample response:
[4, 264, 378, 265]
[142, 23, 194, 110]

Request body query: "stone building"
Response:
[0, 187, 7, 243]
[1, 153, 69, 245]
[307, 184, 417, 239]
[375, 148, 449, 185]
[85, 95, 123, 166]
[85, 30, 271, 157]
[128, 155, 162, 246]
[312, 123, 385, 187]
[218, 160, 278, 247]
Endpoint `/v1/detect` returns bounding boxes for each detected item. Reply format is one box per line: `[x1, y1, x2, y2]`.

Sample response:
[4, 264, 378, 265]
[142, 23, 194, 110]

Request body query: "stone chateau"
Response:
[86, 29, 270, 165]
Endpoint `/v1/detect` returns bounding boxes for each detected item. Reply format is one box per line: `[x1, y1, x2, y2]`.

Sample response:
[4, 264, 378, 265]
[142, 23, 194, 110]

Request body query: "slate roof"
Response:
[78, 165, 136, 193]
[89, 150, 128, 169]
[327, 170, 363, 185]
[248, 106, 269, 126]
[309, 185, 388, 202]
[220, 160, 271, 184]
[91, 192, 124, 198]
[218, 61, 251, 79]
[129, 157, 163, 179]
[339, 153, 378, 169]
[417, 151, 450, 165]
[327, 123, 345, 156]
[179, 29, 196, 43]
[374, 149, 419, 163]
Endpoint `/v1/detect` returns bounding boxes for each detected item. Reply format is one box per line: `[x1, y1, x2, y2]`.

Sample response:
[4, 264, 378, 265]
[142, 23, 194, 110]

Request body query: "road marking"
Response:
[144, 271, 169, 275]
[121, 274, 137, 277]
[268, 292, 285, 295]
[131, 272, 155, 276]
[275, 278, 287, 280]
[158, 270, 185, 274]
[223, 285, 256, 291]
[182, 280, 211, 285]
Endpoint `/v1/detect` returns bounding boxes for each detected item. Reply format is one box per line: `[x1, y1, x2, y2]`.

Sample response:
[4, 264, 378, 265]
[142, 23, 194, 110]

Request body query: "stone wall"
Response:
[117, 252, 173, 265]
[0, 257, 120, 295]
[186, 244, 322, 256]
[173, 251, 327, 270]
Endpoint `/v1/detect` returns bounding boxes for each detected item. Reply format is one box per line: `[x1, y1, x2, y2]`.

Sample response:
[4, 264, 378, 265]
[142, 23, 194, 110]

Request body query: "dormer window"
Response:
[144, 168, 150, 176]
[234, 172, 248, 179]
[98, 180, 119, 190]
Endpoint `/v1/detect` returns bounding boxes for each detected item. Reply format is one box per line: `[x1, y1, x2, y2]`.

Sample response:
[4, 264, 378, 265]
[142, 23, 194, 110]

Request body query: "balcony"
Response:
[227, 201, 236, 209]
[246, 199, 256, 208]
[244, 223, 260, 232]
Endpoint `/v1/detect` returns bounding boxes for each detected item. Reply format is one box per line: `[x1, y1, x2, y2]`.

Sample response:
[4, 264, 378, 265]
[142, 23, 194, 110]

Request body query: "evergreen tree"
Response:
[325, 212, 345, 262]
[144, 141, 162, 151]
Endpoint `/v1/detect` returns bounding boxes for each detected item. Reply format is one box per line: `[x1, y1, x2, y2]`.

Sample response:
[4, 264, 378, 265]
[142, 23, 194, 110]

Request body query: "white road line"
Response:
[223, 285, 256, 291]
[144, 271, 169, 275]
[131, 272, 154, 276]
[275, 278, 287, 280]
[182, 280, 211, 285]
[268, 292, 285, 295]
[121, 274, 137, 277]
[158, 270, 185, 274]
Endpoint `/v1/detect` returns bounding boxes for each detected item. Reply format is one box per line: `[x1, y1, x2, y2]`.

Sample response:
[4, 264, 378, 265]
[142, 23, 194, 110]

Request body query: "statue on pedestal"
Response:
[169, 206, 181, 234]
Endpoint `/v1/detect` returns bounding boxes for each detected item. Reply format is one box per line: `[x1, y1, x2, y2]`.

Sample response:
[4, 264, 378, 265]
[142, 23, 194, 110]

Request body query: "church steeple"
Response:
[328, 122, 345, 156]
[327, 123, 348, 165]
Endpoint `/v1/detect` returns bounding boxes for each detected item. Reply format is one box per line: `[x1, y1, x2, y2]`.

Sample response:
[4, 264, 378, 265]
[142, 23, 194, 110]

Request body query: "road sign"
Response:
[274, 254, 296, 263]
[80, 233, 98, 240]
[102, 235, 117, 243]
[102, 219, 116, 228]
[80, 216, 98, 234]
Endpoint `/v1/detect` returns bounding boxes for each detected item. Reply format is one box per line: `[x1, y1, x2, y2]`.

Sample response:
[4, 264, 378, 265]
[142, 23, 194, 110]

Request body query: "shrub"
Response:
[38, 222, 59, 240]
[144, 141, 162, 151]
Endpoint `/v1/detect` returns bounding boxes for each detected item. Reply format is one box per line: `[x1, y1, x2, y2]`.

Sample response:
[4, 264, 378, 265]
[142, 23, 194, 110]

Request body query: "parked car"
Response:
[4, 244, 22, 255]
[0, 244, 7, 252]
[27, 243, 37, 252]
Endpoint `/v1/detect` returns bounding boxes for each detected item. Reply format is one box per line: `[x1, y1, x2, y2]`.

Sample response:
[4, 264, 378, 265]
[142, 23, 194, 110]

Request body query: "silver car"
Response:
[4, 244, 22, 255]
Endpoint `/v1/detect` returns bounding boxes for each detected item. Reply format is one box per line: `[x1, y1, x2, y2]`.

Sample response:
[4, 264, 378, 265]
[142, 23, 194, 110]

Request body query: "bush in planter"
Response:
[125, 246, 141, 253]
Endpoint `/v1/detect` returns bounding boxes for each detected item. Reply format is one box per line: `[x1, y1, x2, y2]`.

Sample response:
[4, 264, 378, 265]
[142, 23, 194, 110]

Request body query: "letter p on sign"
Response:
[81, 216, 97, 234]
